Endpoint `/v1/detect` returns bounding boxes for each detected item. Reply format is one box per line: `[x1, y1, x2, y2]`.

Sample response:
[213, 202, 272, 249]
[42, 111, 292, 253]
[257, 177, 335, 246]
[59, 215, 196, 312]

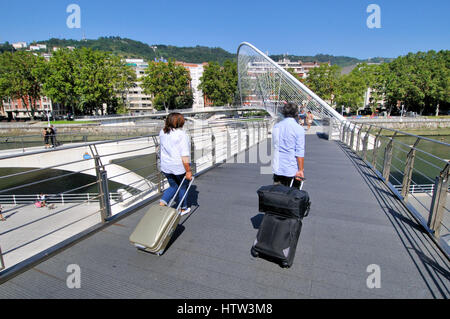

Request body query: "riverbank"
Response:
[350, 117, 450, 130]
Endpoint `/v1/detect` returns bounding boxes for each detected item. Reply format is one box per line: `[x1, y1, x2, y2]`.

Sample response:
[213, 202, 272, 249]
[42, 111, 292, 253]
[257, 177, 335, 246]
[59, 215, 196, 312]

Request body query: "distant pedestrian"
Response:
[49, 125, 57, 147]
[306, 111, 314, 130]
[39, 193, 46, 207]
[0, 205, 5, 221]
[43, 128, 50, 149]
[298, 108, 306, 126]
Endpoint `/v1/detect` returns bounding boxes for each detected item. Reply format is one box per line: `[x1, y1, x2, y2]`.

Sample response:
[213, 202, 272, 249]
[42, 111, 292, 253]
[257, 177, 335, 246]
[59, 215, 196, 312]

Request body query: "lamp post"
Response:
[45, 109, 51, 127]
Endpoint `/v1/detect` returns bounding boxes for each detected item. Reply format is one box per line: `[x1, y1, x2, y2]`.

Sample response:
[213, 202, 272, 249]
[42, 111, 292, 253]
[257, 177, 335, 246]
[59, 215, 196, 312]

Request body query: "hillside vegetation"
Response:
[17, 36, 393, 66]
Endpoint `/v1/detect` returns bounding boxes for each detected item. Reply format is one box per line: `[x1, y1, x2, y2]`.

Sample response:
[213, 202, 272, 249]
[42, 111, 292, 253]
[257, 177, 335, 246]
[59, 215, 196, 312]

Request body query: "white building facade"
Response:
[124, 59, 154, 114]
[177, 62, 206, 110]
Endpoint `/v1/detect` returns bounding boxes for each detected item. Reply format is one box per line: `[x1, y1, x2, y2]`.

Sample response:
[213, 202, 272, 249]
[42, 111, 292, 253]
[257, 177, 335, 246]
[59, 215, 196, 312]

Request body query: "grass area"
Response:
[424, 116, 450, 119]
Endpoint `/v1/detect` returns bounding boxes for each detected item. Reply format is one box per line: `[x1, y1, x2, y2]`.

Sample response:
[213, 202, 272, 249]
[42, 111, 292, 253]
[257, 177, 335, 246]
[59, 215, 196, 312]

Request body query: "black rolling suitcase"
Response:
[252, 179, 309, 268]
[251, 213, 302, 268]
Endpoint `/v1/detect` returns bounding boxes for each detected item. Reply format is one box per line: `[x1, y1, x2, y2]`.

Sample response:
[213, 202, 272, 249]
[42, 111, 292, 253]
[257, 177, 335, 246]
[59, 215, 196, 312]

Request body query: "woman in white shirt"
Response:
[159, 113, 193, 216]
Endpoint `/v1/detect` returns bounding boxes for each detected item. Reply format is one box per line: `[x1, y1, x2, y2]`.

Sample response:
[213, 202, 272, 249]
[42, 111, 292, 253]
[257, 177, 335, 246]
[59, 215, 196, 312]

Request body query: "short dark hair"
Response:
[282, 102, 299, 118]
[163, 113, 185, 134]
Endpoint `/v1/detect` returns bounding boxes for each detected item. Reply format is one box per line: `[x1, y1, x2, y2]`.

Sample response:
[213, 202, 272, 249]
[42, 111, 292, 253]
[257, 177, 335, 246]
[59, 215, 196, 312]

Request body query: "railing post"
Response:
[371, 128, 383, 168]
[237, 127, 242, 153]
[362, 126, 372, 161]
[94, 155, 111, 223]
[257, 122, 260, 143]
[227, 127, 232, 160]
[350, 124, 356, 150]
[211, 129, 216, 166]
[382, 133, 397, 182]
[340, 121, 346, 142]
[428, 163, 450, 239]
[151, 136, 164, 193]
[356, 124, 363, 154]
[401, 138, 420, 200]
[190, 135, 197, 175]
[0, 245, 4, 271]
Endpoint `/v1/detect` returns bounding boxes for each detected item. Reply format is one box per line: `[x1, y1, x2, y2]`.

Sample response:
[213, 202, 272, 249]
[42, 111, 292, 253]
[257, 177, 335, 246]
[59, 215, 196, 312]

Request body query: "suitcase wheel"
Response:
[250, 247, 259, 258]
[281, 261, 291, 269]
[156, 250, 164, 256]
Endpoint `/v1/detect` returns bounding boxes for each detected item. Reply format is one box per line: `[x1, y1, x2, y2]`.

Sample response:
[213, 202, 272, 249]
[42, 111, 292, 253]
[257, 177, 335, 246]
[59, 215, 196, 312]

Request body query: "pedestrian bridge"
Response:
[0, 42, 448, 298]
[0, 133, 448, 298]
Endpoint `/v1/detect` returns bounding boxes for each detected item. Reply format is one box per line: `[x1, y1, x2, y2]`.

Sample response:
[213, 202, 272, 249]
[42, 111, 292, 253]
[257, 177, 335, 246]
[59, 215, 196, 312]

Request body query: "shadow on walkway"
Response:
[336, 141, 450, 298]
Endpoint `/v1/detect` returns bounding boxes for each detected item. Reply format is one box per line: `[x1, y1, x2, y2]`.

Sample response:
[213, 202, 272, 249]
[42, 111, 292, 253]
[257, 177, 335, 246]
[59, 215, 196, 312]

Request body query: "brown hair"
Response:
[163, 113, 185, 134]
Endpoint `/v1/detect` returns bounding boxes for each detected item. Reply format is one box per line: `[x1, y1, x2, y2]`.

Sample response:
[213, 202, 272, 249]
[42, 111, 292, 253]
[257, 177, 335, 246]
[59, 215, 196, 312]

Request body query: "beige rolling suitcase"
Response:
[129, 176, 194, 255]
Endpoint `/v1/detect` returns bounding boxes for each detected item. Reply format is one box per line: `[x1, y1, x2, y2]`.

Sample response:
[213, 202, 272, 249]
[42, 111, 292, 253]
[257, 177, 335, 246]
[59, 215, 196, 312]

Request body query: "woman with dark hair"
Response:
[158, 113, 192, 216]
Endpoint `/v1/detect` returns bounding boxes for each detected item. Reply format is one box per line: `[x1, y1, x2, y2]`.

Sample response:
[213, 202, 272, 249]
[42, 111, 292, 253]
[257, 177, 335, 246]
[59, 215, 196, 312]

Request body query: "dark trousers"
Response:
[273, 174, 301, 188]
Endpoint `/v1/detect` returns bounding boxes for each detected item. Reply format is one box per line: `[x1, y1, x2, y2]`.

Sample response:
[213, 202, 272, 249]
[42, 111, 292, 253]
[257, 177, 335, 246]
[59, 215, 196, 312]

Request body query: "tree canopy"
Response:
[198, 60, 237, 106]
[141, 59, 193, 111]
[0, 51, 46, 117]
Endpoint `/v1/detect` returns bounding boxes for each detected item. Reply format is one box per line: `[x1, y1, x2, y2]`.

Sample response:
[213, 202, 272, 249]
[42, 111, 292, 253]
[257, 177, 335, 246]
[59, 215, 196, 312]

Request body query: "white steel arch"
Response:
[237, 42, 345, 122]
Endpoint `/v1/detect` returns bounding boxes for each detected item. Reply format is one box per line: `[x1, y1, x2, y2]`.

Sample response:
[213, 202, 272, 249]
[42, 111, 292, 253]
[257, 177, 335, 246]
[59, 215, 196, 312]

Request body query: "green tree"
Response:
[335, 70, 366, 113]
[199, 60, 238, 106]
[109, 54, 137, 114]
[305, 64, 341, 105]
[70, 48, 136, 115]
[42, 48, 137, 115]
[141, 59, 193, 111]
[42, 48, 78, 115]
[0, 51, 46, 118]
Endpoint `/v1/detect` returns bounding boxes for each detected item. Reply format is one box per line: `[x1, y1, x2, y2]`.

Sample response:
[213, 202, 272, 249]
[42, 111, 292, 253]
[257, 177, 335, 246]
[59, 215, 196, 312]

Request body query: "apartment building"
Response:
[176, 62, 206, 110]
[2, 96, 65, 121]
[12, 42, 27, 50]
[124, 59, 154, 114]
[276, 58, 327, 79]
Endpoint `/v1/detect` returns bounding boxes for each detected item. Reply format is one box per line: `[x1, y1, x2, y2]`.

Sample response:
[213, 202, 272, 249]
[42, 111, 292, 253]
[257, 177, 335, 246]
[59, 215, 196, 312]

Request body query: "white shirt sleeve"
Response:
[180, 131, 190, 157]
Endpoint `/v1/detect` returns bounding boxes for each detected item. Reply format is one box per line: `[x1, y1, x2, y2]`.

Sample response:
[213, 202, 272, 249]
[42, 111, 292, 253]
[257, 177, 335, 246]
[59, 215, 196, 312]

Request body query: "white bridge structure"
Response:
[237, 42, 345, 124]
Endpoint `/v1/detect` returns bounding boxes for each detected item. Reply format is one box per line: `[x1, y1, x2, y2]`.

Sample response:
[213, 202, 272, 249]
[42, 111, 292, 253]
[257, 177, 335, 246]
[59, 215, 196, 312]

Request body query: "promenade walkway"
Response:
[0, 134, 449, 298]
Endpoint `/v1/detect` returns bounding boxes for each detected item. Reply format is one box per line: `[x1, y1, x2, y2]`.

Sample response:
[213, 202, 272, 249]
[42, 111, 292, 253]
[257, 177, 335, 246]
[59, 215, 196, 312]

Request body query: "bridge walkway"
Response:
[0, 134, 449, 298]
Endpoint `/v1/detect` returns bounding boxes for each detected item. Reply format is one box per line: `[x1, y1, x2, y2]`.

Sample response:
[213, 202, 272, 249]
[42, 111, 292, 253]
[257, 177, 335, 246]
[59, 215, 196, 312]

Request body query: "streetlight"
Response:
[45, 109, 51, 127]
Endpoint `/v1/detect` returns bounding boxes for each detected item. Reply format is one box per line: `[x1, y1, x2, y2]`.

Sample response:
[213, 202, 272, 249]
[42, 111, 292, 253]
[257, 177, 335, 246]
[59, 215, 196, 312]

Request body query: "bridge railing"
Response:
[339, 122, 450, 254]
[0, 120, 270, 276]
[0, 193, 122, 205]
[0, 132, 158, 151]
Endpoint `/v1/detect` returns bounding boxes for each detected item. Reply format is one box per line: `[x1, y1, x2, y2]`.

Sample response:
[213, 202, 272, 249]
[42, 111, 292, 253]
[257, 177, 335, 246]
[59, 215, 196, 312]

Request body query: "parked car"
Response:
[63, 113, 74, 121]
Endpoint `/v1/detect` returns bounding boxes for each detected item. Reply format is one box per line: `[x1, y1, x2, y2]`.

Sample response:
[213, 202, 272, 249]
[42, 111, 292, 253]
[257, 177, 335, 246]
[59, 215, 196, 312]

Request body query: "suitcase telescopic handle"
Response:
[290, 177, 305, 190]
[167, 176, 195, 211]
[176, 177, 195, 212]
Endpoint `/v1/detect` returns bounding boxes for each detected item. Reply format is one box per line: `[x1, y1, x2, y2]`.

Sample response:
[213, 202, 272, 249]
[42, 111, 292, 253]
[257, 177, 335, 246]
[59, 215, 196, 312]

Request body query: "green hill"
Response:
[27, 36, 392, 66]
[269, 54, 393, 67]
[36, 37, 236, 64]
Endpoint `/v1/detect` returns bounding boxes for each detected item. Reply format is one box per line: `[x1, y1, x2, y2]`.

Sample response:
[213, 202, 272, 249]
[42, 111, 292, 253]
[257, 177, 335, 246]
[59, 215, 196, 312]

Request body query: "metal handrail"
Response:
[0, 120, 271, 274]
[339, 121, 449, 255]
[0, 193, 121, 204]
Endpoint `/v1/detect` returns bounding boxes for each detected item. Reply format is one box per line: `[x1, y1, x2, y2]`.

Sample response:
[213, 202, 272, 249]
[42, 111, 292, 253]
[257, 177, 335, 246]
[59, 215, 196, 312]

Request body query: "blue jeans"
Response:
[160, 172, 189, 210]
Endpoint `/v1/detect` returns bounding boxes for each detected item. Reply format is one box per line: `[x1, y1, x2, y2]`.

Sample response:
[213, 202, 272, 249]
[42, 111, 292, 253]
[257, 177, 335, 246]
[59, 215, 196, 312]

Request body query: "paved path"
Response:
[0, 135, 449, 298]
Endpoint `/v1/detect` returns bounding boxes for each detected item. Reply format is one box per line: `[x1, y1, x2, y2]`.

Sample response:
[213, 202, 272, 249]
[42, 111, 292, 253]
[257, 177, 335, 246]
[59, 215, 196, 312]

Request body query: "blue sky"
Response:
[0, 0, 449, 59]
